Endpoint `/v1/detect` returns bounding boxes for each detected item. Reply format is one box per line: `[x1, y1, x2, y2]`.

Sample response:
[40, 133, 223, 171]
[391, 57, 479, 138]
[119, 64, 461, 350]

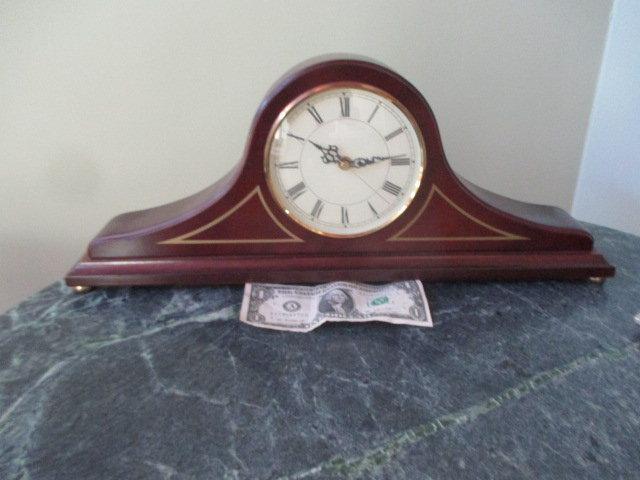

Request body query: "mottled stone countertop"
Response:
[1, 224, 639, 479]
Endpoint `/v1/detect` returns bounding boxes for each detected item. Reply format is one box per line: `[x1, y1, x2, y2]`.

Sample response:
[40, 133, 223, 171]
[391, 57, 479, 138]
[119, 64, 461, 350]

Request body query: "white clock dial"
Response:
[265, 84, 425, 237]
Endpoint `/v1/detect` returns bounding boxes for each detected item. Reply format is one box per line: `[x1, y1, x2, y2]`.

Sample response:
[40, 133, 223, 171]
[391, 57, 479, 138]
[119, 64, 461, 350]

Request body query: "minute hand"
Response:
[352, 154, 407, 168]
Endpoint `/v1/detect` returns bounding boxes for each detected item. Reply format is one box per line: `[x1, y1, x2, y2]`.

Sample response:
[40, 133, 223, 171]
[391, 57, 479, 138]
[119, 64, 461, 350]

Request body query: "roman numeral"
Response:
[367, 103, 380, 123]
[341, 206, 349, 226]
[310, 200, 324, 219]
[367, 201, 379, 218]
[382, 181, 402, 196]
[339, 95, 350, 117]
[276, 161, 299, 169]
[287, 182, 306, 200]
[306, 104, 323, 124]
[384, 127, 404, 141]
[287, 132, 305, 142]
[390, 155, 411, 166]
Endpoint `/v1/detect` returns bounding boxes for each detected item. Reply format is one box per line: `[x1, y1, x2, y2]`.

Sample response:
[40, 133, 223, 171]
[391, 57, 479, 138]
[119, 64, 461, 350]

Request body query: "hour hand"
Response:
[309, 141, 341, 164]
[309, 140, 328, 153]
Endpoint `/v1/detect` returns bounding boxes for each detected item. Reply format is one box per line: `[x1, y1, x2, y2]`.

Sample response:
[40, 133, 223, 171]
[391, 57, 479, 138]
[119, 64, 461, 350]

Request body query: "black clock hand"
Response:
[309, 141, 338, 164]
[307, 147, 391, 203]
[309, 140, 327, 152]
[309, 141, 353, 167]
[309, 141, 403, 170]
[352, 154, 406, 168]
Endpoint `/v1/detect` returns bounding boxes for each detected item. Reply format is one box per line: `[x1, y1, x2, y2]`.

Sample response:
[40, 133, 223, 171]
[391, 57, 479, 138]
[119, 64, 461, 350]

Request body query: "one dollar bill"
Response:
[239, 280, 432, 332]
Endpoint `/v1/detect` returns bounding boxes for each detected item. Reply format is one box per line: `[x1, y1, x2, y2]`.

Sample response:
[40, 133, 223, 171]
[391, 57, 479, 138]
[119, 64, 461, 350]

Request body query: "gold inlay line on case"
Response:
[388, 185, 528, 242]
[159, 186, 303, 244]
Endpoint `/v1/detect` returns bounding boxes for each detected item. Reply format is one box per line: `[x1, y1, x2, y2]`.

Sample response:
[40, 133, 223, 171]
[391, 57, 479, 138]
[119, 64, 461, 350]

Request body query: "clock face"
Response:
[265, 84, 425, 237]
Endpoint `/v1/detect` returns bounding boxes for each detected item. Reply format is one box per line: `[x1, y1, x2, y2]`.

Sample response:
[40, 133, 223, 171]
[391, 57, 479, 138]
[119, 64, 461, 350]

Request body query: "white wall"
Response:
[573, 0, 640, 236]
[0, 1, 612, 311]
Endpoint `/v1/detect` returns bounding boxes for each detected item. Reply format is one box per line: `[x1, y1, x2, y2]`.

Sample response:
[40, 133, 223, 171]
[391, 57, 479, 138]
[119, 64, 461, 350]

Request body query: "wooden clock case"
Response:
[65, 57, 614, 287]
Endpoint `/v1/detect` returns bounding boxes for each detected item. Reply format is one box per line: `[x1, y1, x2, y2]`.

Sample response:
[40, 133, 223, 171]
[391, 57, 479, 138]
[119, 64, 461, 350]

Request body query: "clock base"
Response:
[66, 250, 613, 287]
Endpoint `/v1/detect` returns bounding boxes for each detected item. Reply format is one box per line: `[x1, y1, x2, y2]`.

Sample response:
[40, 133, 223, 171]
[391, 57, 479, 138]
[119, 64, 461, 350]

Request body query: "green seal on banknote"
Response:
[369, 296, 389, 307]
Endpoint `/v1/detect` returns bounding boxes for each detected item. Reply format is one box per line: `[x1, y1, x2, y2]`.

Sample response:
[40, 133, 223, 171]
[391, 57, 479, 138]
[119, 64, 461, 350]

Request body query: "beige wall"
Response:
[0, 0, 613, 311]
[573, 0, 640, 237]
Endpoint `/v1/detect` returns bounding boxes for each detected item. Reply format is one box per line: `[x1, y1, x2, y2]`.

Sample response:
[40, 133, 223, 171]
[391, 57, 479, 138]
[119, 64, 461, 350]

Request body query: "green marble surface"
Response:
[1, 224, 639, 479]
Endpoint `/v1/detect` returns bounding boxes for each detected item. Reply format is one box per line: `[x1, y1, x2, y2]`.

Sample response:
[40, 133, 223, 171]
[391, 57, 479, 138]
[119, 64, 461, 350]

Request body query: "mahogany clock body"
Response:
[65, 57, 614, 287]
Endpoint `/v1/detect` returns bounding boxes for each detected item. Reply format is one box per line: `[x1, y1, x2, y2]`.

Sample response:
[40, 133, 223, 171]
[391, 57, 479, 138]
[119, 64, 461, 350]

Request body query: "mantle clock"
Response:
[66, 57, 614, 288]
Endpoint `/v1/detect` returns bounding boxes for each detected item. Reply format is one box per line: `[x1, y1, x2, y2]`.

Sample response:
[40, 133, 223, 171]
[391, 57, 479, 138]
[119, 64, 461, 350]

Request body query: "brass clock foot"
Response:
[72, 285, 93, 293]
[589, 276, 605, 284]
